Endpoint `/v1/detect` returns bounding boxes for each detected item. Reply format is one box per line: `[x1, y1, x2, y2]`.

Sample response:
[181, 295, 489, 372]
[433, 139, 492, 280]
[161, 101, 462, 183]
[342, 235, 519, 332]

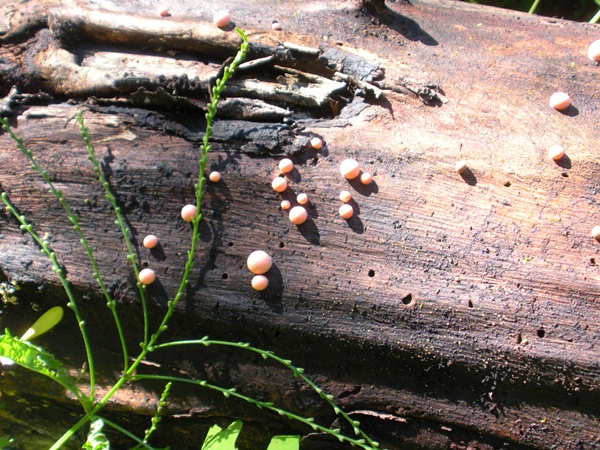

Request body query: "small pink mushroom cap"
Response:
[592, 226, 600, 240]
[272, 177, 288, 193]
[339, 190, 352, 202]
[213, 11, 231, 28]
[588, 39, 600, 62]
[455, 160, 469, 174]
[310, 137, 323, 149]
[548, 145, 565, 161]
[181, 204, 197, 222]
[139, 268, 156, 285]
[209, 171, 221, 182]
[297, 193, 309, 205]
[360, 172, 373, 185]
[158, 8, 170, 17]
[339, 204, 354, 219]
[247, 250, 272, 274]
[271, 22, 282, 31]
[143, 235, 158, 249]
[340, 159, 360, 180]
[289, 206, 308, 225]
[549, 92, 571, 110]
[278, 158, 294, 173]
[281, 200, 291, 210]
[251, 274, 269, 291]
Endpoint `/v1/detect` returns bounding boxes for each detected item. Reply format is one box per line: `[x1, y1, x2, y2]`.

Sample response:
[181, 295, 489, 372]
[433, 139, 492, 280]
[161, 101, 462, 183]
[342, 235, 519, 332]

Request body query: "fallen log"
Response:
[0, 0, 598, 449]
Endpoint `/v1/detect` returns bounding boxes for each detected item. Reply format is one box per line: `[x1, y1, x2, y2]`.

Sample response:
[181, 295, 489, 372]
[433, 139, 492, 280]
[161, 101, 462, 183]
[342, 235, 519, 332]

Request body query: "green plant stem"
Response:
[101, 417, 157, 450]
[150, 339, 380, 448]
[139, 382, 171, 446]
[50, 30, 249, 450]
[49, 360, 140, 449]
[76, 112, 150, 350]
[0, 191, 95, 408]
[528, 0, 541, 14]
[147, 28, 248, 348]
[591, 8, 600, 23]
[1, 115, 129, 373]
[132, 374, 379, 450]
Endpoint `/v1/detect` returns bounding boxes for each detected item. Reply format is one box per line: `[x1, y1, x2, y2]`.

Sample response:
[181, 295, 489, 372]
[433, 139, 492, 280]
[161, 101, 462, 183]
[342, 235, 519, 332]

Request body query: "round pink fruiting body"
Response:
[278, 158, 294, 173]
[143, 235, 158, 249]
[158, 8, 169, 17]
[455, 160, 469, 174]
[213, 11, 231, 28]
[271, 22, 282, 31]
[339, 204, 354, 219]
[310, 137, 323, 149]
[289, 206, 308, 225]
[281, 200, 291, 210]
[548, 145, 565, 161]
[588, 39, 600, 62]
[549, 92, 571, 110]
[247, 250, 272, 275]
[297, 193, 309, 205]
[340, 159, 360, 180]
[360, 172, 373, 185]
[252, 275, 269, 291]
[209, 171, 221, 182]
[592, 226, 600, 240]
[181, 204, 197, 222]
[139, 268, 156, 285]
[272, 177, 288, 193]
[339, 190, 352, 202]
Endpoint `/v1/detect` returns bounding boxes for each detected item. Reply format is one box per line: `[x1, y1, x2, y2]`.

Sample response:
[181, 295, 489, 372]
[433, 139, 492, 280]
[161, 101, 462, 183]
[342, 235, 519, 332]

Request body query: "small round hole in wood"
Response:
[537, 329, 546, 338]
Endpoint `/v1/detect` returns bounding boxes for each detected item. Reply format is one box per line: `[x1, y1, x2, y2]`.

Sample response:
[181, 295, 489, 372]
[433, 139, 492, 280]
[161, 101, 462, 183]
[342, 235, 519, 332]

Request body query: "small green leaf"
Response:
[266, 435, 300, 450]
[83, 418, 110, 450]
[0, 330, 81, 399]
[21, 306, 63, 341]
[201, 420, 243, 450]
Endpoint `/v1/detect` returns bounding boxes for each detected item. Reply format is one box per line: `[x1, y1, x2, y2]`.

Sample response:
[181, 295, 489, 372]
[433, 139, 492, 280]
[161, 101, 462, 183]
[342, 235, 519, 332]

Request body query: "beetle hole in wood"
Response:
[468, 300, 473, 308]
[222, 273, 228, 280]
[228, 242, 234, 247]
[142, 262, 149, 268]
[368, 269, 375, 277]
[279, 241, 285, 248]
[537, 328, 546, 338]
[401, 293, 413, 305]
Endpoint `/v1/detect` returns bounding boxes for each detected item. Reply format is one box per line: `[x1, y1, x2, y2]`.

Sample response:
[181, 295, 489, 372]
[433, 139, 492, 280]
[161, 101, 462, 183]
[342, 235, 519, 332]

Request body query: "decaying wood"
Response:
[0, 0, 599, 449]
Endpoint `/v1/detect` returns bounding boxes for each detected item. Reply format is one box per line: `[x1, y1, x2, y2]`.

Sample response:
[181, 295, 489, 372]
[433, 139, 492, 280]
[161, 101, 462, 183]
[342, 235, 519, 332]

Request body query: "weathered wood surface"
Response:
[0, 0, 599, 449]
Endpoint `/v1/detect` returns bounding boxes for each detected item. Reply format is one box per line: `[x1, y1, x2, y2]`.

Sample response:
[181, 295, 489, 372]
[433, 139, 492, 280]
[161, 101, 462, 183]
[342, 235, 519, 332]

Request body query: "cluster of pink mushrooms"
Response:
[273, 139, 372, 227]
[248, 139, 373, 291]
[138, 136, 374, 290]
